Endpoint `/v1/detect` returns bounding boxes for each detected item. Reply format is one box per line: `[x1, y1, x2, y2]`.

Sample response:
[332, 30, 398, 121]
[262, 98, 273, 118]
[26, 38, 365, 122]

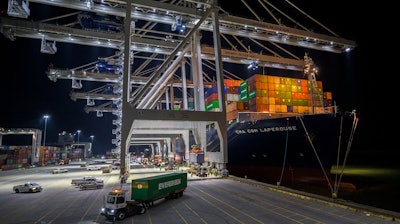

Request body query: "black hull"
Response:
[207, 113, 357, 191]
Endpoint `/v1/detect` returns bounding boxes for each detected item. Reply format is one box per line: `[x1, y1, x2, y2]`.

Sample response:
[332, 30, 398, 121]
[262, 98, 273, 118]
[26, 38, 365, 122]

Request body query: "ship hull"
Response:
[208, 113, 355, 191]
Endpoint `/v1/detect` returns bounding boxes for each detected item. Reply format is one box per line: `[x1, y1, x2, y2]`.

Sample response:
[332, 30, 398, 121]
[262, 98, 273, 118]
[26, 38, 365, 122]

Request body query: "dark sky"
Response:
[0, 1, 392, 155]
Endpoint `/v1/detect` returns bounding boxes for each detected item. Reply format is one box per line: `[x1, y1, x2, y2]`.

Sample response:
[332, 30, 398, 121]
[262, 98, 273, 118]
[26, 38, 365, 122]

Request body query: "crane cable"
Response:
[334, 111, 359, 194]
[333, 115, 344, 195]
[278, 118, 290, 186]
[299, 115, 334, 194]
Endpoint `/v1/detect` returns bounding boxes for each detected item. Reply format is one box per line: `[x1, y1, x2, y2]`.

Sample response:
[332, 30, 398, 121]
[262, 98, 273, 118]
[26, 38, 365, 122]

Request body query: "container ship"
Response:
[204, 55, 359, 196]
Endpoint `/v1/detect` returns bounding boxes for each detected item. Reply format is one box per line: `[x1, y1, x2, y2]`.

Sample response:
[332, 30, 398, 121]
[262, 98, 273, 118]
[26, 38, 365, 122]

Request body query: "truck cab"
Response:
[100, 172, 186, 221]
[101, 189, 145, 221]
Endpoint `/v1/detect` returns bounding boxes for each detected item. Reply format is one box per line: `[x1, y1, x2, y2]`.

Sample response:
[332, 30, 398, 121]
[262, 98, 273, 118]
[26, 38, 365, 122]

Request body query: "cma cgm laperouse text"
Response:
[205, 55, 359, 198]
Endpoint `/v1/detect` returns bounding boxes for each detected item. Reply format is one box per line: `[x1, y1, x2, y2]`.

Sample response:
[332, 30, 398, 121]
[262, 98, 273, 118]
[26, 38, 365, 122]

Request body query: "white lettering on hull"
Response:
[235, 126, 297, 134]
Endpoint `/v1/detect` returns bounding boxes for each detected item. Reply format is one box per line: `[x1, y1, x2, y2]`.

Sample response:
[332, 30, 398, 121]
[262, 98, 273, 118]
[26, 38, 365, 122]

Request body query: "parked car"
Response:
[52, 168, 69, 174]
[13, 182, 43, 193]
[110, 162, 120, 170]
[86, 165, 102, 171]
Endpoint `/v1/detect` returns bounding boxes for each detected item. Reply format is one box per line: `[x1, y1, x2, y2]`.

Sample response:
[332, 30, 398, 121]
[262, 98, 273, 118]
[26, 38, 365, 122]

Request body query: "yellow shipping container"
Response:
[269, 104, 276, 112]
[261, 75, 268, 83]
[269, 97, 275, 105]
[275, 105, 282, 112]
[281, 105, 287, 113]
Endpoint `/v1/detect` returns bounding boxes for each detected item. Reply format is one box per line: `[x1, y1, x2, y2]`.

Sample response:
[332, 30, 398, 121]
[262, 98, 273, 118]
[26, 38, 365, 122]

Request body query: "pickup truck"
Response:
[86, 165, 102, 171]
[79, 181, 104, 190]
[71, 176, 103, 185]
[52, 168, 68, 174]
[13, 182, 43, 193]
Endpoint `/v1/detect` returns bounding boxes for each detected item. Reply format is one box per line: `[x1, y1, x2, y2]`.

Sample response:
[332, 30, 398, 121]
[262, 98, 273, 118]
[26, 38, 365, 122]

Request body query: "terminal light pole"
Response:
[43, 115, 49, 146]
[42, 115, 49, 166]
[77, 130, 81, 144]
[90, 135, 94, 158]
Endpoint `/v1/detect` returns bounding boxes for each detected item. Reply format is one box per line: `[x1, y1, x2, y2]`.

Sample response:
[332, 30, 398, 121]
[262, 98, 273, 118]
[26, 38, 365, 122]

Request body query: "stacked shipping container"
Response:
[0, 145, 71, 170]
[0, 146, 32, 170]
[204, 74, 333, 121]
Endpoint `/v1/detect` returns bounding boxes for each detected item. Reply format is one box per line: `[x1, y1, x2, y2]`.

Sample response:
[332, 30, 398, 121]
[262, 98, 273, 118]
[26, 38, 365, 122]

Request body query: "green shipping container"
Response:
[248, 90, 256, 99]
[131, 172, 187, 201]
[206, 100, 219, 111]
[240, 80, 248, 90]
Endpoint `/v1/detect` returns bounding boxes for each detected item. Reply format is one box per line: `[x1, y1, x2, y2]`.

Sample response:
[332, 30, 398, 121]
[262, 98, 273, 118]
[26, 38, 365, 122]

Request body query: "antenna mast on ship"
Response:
[303, 53, 323, 114]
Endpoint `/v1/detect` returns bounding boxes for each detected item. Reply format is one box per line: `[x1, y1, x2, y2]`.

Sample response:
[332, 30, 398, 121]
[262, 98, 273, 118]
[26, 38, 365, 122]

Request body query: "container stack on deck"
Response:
[204, 74, 333, 121]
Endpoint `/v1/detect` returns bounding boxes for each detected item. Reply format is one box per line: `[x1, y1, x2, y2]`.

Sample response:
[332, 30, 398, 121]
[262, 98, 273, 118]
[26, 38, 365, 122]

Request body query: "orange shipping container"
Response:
[267, 76, 274, 83]
[324, 91, 333, 99]
[268, 90, 275, 97]
[226, 101, 237, 112]
[224, 79, 232, 86]
[236, 101, 244, 110]
[268, 83, 275, 90]
[226, 110, 238, 121]
[256, 104, 269, 112]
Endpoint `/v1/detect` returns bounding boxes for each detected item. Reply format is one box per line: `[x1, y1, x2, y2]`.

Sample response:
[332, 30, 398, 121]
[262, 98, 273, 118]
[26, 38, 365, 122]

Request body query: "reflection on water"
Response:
[331, 165, 400, 212]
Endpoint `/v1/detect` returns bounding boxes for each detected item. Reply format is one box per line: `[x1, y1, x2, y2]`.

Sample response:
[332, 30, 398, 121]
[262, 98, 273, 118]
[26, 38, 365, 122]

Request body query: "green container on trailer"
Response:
[131, 172, 187, 201]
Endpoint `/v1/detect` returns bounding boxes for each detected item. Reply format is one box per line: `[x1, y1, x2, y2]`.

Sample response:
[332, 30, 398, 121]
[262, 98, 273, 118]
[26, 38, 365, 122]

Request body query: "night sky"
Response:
[0, 1, 393, 157]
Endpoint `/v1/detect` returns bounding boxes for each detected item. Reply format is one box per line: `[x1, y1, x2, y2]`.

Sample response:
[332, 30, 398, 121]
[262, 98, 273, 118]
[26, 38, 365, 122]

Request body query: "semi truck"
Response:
[100, 172, 187, 221]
